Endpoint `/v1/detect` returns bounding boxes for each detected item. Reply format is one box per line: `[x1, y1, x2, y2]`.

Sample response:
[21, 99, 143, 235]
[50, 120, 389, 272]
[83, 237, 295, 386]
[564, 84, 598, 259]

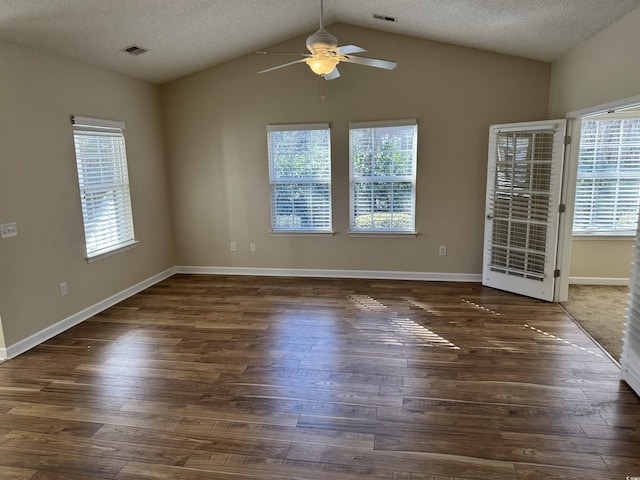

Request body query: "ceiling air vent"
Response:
[373, 13, 397, 23]
[121, 44, 148, 56]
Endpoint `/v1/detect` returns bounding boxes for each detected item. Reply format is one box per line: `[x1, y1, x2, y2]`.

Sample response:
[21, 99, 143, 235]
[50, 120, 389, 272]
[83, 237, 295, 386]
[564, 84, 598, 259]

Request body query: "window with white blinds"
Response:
[72, 116, 136, 259]
[349, 120, 417, 232]
[573, 117, 640, 235]
[267, 124, 332, 232]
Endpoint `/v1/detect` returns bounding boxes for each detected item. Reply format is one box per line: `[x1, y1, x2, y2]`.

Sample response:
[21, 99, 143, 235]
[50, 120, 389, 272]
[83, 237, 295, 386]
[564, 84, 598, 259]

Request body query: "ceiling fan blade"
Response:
[324, 66, 340, 80]
[257, 51, 309, 56]
[258, 58, 307, 74]
[334, 45, 366, 55]
[341, 55, 397, 70]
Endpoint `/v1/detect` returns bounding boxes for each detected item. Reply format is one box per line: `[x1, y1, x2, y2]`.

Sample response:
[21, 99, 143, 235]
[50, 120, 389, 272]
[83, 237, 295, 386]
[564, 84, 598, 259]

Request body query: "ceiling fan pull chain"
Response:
[319, 76, 327, 102]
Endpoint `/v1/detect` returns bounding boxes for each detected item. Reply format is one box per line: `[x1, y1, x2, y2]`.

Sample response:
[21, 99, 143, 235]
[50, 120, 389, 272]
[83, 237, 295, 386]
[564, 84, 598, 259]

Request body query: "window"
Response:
[267, 124, 332, 232]
[72, 115, 136, 259]
[573, 117, 640, 235]
[349, 120, 418, 233]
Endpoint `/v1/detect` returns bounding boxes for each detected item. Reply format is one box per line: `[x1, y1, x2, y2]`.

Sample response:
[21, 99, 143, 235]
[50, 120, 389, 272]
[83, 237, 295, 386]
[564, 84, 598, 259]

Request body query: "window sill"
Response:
[86, 240, 139, 263]
[270, 231, 335, 237]
[348, 231, 418, 238]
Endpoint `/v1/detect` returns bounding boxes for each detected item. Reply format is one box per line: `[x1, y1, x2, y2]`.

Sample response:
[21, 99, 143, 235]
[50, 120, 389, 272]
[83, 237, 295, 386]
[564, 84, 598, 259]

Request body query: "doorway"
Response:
[555, 95, 640, 302]
[556, 98, 640, 362]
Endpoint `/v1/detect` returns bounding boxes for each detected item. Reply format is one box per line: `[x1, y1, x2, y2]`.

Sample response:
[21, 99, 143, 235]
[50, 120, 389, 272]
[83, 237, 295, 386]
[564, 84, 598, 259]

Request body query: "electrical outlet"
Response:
[230, 242, 237, 252]
[250, 243, 256, 252]
[59, 282, 68, 297]
[439, 245, 447, 256]
[1, 222, 18, 239]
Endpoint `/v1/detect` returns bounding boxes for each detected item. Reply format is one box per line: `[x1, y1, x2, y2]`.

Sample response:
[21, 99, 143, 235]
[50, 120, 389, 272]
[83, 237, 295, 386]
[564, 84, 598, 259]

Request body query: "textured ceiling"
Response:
[0, 0, 639, 84]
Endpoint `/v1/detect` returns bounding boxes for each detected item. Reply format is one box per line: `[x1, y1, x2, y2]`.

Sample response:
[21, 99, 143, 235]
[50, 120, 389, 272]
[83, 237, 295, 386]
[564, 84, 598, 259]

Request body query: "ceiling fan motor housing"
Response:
[306, 28, 338, 53]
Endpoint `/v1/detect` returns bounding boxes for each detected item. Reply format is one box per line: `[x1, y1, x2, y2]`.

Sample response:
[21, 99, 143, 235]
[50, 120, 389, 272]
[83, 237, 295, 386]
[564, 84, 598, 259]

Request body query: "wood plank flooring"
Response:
[1, 274, 639, 479]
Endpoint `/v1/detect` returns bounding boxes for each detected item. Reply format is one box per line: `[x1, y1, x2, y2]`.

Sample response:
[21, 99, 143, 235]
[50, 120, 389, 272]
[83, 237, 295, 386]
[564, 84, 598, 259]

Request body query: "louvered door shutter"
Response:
[622, 234, 640, 395]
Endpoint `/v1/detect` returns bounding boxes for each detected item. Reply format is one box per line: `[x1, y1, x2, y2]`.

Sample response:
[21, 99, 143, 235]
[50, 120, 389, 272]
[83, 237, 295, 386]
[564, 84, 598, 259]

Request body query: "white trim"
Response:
[266, 123, 329, 132]
[566, 94, 640, 119]
[490, 119, 563, 133]
[270, 231, 335, 237]
[621, 360, 640, 398]
[569, 276, 629, 286]
[0, 347, 6, 361]
[3, 267, 176, 360]
[348, 231, 418, 238]
[588, 111, 640, 120]
[554, 118, 580, 302]
[175, 265, 481, 282]
[86, 240, 139, 262]
[72, 115, 125, 130]
[349, 118, 417, 129]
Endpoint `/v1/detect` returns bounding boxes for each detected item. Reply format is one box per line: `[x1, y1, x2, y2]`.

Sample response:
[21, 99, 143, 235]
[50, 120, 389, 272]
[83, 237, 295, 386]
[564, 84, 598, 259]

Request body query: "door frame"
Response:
[554, 94, 640, 302]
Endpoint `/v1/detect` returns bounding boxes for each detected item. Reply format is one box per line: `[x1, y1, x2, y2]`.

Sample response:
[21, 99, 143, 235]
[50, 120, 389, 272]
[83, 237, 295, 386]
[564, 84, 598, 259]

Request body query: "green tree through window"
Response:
[350, 121, 418, 232]
[267, 124, 332, 231]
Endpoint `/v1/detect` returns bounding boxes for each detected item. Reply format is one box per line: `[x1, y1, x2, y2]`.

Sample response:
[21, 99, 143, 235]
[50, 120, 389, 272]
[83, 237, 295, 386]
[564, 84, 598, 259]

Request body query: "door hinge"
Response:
[558, 204, 566, 213]
[553, 269, 560, 278]
[564, 135, 571, 145]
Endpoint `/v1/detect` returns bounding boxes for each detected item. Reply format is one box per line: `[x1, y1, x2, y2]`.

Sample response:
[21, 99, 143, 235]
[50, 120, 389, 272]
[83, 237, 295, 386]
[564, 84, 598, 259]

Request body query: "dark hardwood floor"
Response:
[1, 274, 639, 479]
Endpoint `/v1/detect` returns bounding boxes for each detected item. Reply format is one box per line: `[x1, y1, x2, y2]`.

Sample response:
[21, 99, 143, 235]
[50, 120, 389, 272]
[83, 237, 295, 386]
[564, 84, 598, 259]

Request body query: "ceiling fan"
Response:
[258, 0, 397, 80]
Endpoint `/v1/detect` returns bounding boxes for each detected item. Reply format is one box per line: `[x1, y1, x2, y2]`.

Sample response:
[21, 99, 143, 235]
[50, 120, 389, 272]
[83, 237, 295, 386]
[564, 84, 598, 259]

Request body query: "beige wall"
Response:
[161, 24, 551, 274]
[549, 7, 640, 117]
[549, 7, 640, 281]
[0, 41, 174, 348]
[570, 239, 633, 280]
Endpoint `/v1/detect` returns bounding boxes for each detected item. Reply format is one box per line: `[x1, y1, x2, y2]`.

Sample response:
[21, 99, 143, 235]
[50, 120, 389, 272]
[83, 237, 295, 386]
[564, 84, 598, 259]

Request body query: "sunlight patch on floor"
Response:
[524, 323, 603, 358]
[348, 295, 459, 349]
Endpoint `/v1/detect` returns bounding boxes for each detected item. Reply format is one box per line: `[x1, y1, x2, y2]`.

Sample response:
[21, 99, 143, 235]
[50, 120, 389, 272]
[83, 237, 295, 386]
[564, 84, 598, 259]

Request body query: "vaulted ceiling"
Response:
[1, 0, 639, 84]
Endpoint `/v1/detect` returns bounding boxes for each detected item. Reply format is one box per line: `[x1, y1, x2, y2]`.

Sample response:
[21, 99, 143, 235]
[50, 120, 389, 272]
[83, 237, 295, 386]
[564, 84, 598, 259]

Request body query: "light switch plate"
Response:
[0, 222, 18, 239]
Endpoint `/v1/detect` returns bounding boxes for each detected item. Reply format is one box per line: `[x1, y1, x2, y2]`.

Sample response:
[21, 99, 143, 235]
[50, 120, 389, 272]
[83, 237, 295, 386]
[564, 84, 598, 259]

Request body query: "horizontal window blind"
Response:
[349, 120, 417, 232]
[72, 116, 136, 258]
[574, 118, 640, 235]
[267, 124, 332, 231]
[489, 130, 555, 280]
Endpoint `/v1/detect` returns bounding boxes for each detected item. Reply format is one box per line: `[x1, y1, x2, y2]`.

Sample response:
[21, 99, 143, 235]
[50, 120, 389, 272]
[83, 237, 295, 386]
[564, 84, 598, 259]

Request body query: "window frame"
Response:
[349, 119, 418, 235]
[266, 123, 333, 234]
[71, 115, 137, 261]
[573, 115, 640, 237]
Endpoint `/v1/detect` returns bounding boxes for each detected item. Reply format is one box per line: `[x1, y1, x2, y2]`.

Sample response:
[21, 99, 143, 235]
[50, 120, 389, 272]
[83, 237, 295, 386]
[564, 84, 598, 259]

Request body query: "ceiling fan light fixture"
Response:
[258, 0, 396, 79]
[306, 55, 339, 75]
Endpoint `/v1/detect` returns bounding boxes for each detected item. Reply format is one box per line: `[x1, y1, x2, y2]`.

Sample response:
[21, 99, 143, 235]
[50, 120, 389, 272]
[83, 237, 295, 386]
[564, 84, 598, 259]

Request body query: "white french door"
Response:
[482, 120, 566, 301]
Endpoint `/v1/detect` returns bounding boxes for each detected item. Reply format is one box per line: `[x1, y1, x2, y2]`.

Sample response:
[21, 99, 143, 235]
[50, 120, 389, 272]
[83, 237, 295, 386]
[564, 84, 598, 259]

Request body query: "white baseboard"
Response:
[4, 267, 177, 360]
[175, 265, 482, 283]
[569, 276, 630, 286]
[0, 347, 6, 361]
